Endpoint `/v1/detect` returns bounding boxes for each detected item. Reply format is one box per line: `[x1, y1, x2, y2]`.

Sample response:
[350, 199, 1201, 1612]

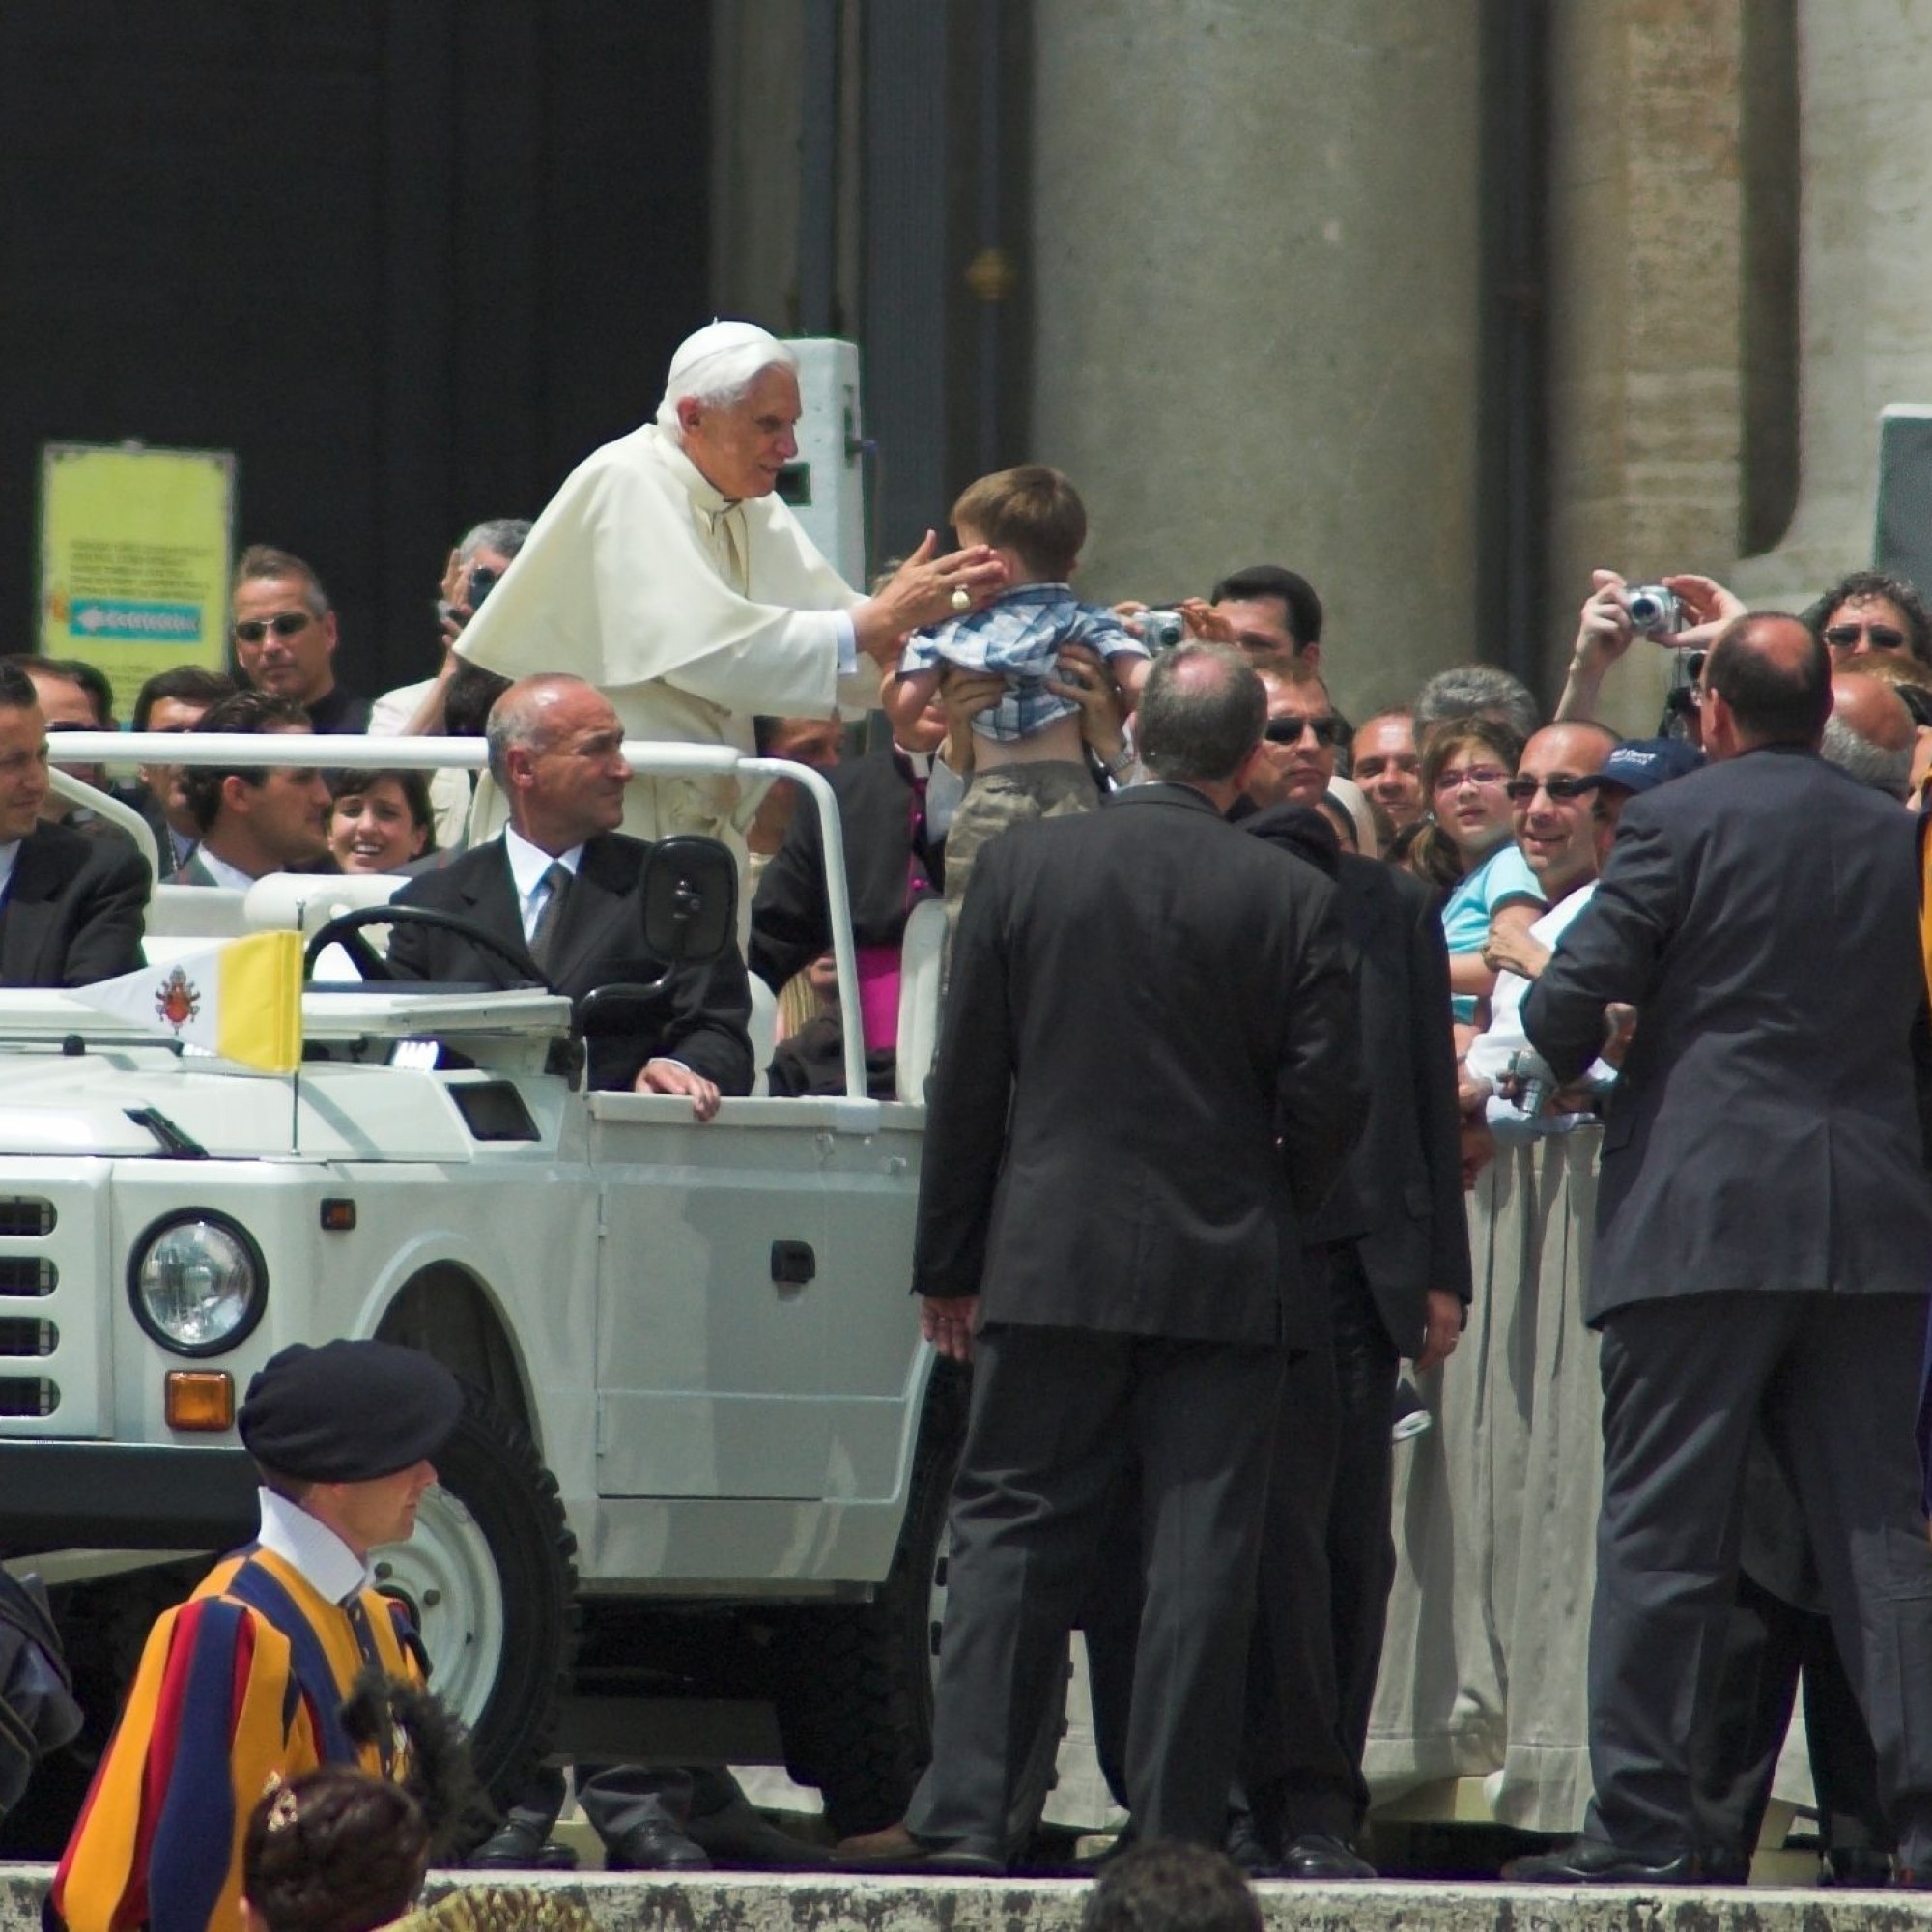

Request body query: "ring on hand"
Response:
[950, 586, 972, 613]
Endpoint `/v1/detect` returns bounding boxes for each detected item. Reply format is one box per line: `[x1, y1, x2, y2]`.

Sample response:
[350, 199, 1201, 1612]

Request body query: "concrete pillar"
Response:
[1730, 1, 1932, 609]
[1026, 2, 1483, 722]
[1541, 0, 1745, 734]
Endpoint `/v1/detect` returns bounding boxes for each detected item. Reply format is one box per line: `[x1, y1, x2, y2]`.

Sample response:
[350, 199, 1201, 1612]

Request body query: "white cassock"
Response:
[455, 420, 872, 860]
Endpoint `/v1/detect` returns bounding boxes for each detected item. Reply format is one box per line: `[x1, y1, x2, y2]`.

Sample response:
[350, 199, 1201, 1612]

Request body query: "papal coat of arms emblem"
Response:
[154, 968, 201, 1032]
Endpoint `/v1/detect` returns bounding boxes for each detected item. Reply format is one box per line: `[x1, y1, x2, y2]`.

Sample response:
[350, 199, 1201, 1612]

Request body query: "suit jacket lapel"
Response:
[464, 845, 542, 982]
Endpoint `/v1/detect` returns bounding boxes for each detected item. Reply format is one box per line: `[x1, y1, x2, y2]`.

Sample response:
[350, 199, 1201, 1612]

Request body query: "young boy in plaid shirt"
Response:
[884, 465, 1151, 913]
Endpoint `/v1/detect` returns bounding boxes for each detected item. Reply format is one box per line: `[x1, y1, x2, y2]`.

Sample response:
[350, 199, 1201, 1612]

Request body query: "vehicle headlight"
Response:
[128, 1213, 267, 1357]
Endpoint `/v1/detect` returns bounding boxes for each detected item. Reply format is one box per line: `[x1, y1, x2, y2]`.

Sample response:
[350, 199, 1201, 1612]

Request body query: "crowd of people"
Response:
[11, 315, 1932, 1922]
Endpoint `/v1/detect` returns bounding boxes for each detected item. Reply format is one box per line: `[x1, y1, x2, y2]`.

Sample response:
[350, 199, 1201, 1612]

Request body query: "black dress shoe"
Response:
[833, 1821, 1007, 1875]
[684, 1792, 829, 1868]
[466, 1819, 580, 1871]
[1224, 1810, 1278, 1876]
[1822, 1846, 1893, 1887]
[1507, 1832, 1692, 1878]
[1279, 1833, 1378, 1881]
[603, 1818, 713, 1872]
[1503, 1837, 1697, 1884]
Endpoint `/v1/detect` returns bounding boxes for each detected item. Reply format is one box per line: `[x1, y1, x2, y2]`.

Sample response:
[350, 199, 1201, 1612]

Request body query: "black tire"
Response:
[775, 1359, 1065, 1845]
[370, 1378, 576, 1819]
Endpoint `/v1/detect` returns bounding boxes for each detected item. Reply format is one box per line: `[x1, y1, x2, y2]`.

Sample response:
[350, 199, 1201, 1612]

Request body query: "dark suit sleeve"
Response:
[60, 841, 151, 985]
[653, 946, 755, 1095]
[1523, 809, 1682, 1083]
[381, 876, 444, 983]
[748, 808, 828, 993]
[908, 841, 1016, 1299]
[1276, 878, 1370, 1218]
[1409, 885, 1474, 1303]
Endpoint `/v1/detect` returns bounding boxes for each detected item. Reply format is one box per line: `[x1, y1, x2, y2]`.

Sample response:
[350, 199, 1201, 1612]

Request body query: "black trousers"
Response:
[1585, 1291, 1932, 1861]
[1700, 1569, 1889, 1864]
[905, 1322, 1286, 1854]
[1243, 1244, 1400, 1842]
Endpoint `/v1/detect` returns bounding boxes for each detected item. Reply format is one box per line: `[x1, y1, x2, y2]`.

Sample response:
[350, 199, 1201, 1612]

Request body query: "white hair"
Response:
[655, 324, 799, 436]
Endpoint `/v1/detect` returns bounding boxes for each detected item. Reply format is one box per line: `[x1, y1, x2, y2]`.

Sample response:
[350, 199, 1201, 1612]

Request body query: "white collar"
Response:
[502, 826, 584, 903]
[195, 844, 260, 892]
[255, 1487, 372, 1604]
[647, 423, 737, 516]
[0, 840, 18, 898]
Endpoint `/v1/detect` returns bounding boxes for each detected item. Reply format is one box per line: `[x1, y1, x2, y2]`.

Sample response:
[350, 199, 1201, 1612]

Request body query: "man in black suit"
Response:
[0, 663, 147, 987]
[384, 673, 753, 1106]
[1510, 614, 1932, 1884]
[841, 644, 1365, 1871]
[1231, 658, 1469, 1877]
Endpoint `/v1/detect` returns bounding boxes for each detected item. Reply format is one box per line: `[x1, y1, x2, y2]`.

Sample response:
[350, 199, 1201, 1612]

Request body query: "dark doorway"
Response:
[0, 2, 710, 701]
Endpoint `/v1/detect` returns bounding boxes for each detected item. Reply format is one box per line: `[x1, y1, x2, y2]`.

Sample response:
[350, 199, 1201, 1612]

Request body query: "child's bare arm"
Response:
[882, 664, 943, 736]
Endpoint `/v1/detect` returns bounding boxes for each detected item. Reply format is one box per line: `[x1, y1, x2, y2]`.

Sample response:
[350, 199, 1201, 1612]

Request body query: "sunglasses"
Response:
[1264, 715, 1341, 748]
[1504, 774, 1601, 803]
[234, 611, 314, 644]
[1823, 622, 1907, 651]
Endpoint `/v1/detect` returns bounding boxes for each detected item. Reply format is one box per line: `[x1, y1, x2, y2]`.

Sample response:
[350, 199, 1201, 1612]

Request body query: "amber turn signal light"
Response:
[165, 1371, 235, 1431]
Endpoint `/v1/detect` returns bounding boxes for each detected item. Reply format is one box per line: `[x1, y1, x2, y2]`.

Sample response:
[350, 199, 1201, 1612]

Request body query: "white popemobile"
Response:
[0, 733, 1064, 1849]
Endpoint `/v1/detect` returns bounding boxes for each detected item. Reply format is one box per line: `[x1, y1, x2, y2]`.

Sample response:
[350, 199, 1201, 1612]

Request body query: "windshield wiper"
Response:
[126, 1107, 208, 1159]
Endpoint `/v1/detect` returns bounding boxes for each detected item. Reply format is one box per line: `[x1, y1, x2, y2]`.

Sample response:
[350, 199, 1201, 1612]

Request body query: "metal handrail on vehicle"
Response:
[43, 734, 870, 1102]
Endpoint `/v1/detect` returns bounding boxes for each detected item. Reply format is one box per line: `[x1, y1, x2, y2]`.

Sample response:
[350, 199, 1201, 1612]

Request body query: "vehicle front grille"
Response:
[0, 1259, 55, 1296]
[0, 1378, 58, 1417]
[0, 1198, 55, 1238]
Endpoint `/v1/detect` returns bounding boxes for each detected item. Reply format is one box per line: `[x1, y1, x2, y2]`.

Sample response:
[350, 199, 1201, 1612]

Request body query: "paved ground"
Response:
[12, 1867, 1932, 1932]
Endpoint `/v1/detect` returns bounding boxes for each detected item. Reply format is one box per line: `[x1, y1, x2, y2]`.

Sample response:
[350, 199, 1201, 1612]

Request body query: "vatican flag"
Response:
[71, 930, 304, 1074]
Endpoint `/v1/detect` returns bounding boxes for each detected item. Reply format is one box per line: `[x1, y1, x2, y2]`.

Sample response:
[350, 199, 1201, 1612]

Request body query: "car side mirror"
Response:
[576, 836, 738, 1038]
[641, 836, 736, 965]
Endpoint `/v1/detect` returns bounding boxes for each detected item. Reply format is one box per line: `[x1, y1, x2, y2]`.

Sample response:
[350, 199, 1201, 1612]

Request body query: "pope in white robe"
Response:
[454, 320, 1003, 874]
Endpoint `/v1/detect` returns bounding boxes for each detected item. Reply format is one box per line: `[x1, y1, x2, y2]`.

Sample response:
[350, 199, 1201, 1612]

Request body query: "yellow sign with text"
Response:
[39, 442, 235, 716]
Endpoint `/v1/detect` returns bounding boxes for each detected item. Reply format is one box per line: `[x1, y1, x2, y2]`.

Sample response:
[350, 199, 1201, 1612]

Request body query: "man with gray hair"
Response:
[1414, 664, 1542, 744]
[839, 644, 1366, 1871]
[452, 321, 1005, 868]
[1821, 668, 1916, 801]
[371, 518, 536, 848]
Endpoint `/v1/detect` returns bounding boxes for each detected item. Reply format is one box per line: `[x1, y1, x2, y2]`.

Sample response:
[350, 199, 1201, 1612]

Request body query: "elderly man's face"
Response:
[512, 685, 632, 848]
[680, 366, 802, 501]
[0, 704, 50, 842]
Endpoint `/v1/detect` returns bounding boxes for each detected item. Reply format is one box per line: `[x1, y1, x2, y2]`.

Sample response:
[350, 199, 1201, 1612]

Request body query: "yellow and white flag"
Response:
[72, 930, 304, 1074]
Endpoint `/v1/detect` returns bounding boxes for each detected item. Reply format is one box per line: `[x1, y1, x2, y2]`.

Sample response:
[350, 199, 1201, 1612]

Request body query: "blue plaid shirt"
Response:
[898, 583, 1147, 743]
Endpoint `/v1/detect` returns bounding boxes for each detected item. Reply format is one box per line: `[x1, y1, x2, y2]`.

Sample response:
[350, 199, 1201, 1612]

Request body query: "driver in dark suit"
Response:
[0, 662, 147, 988]
[384, 672, 753, 1108]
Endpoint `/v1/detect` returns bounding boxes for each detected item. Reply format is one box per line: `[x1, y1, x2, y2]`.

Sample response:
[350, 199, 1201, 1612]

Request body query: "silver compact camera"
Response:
[1138, 609, 1187, 651]
[1507, 1047, 1554, 1119]
[1624, 584, 1681, 638]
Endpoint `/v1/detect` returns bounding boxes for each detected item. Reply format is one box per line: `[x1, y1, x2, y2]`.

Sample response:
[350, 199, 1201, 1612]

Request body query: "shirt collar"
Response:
[255, 1487, 372, 1604]
[195, 845, 259, 892]
[0, 840, 18, 901]
[647, 423, 736, 516]
[503, 825, 584, 903]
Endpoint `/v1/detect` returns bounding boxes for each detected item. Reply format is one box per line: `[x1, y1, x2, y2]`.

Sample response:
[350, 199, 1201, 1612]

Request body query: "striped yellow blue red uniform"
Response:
[48, 1546, 425, 1932]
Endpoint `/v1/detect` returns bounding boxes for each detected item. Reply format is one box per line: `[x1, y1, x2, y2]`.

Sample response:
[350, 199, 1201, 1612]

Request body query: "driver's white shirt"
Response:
[502, 828, 584, 943]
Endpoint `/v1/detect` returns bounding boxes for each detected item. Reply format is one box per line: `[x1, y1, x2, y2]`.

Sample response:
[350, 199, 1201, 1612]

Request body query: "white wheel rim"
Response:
[371, 1482, 506, 1730]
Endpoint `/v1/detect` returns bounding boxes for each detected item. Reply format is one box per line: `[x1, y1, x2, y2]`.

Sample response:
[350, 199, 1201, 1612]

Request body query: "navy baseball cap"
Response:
[1596, 737, 1702, 795]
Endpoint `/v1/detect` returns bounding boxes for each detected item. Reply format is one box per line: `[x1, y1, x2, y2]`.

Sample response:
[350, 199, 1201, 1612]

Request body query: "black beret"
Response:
[240, 1341, 463, 1483]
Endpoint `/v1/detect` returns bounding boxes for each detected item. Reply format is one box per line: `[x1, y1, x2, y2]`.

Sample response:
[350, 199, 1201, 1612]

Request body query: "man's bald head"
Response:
[1702, 614, 1831, 754]
[1823, 668, 1917, 799]
[1138, 644, 1267, 785]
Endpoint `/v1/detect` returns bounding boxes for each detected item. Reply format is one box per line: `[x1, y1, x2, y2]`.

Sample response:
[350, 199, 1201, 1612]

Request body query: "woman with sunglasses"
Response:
[1417, 717, 1544, 1045]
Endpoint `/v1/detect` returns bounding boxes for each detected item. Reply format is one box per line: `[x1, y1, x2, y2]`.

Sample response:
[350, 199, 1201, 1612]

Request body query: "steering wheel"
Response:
[302, 903, 558, 991]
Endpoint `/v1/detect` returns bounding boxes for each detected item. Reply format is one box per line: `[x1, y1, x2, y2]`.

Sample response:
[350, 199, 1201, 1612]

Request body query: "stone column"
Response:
[1730, 0, 1932, 610]
[1541, 0, 1745, 733]
[1026, 2, 1483, 722]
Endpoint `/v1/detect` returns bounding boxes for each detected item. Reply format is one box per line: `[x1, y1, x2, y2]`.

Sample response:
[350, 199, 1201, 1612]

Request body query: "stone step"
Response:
[4, 1868, 1917, 1932]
